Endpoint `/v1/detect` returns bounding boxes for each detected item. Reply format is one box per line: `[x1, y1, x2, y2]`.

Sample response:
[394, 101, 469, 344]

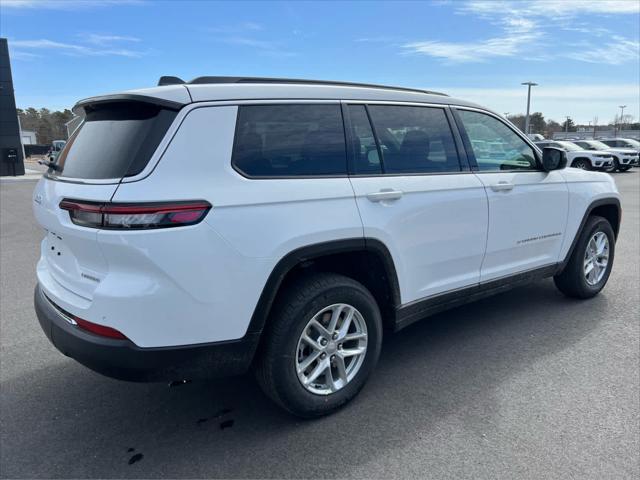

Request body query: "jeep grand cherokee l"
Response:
[33, 77, 621, 417]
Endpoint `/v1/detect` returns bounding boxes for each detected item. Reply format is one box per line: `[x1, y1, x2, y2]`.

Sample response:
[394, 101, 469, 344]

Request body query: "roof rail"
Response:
[182, 76, 448, 96]
[158, 76, 186, 86]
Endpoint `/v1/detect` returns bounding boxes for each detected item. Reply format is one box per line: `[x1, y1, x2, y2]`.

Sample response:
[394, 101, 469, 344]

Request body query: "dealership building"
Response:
[0, 38, 25, 176]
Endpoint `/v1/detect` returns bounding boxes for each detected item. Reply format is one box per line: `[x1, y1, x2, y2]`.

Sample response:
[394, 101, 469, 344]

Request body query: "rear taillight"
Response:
[59, 200, 211, 229]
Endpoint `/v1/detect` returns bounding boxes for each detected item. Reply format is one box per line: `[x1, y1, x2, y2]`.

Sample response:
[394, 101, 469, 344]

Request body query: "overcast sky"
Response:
[2, 0, 639, 125]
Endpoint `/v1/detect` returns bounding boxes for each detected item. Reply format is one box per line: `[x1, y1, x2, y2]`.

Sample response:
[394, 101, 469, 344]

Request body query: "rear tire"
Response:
[554, 216, 615, 299]
[255, 273, 383, 418]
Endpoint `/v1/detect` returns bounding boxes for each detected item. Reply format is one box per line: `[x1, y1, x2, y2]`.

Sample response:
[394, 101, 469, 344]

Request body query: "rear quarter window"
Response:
[52, 102, 177, 180]
[232, 104, 347, 177]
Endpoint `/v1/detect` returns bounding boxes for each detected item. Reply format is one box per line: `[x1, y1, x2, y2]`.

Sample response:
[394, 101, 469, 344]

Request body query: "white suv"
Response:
[600, 138, 640, 152]
[573, 140, 639, 172]
[33, 77, 621, 417]
[534, 140, 614, 170]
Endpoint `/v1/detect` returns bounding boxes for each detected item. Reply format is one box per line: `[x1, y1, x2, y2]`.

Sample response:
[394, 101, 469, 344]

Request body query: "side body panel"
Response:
[557, 169, 621, 261]
[104, 104, 363, 347]
[473, 170, 569, 282]
[349, 174, 488, 303]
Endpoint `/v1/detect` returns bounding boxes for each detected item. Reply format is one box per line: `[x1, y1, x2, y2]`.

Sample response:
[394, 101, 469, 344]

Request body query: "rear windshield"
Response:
[50, 102, 177, 180]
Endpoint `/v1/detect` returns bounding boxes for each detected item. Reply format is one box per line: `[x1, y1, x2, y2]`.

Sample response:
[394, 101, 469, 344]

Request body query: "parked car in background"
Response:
[600, 138, 640, 154]
[527, 133, 545, 141]
[573, 140, 638, 172]
[534, 140, 613, 170]
[33, 76, 621, 417]
[599, 139, 639, 169]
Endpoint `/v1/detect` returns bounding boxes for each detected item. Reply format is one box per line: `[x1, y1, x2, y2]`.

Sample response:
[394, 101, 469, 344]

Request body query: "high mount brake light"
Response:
[59, 200, 212, 229]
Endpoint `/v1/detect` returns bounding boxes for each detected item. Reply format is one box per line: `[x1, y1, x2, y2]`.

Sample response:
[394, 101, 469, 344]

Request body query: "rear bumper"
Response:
[34, 284, 259, 382]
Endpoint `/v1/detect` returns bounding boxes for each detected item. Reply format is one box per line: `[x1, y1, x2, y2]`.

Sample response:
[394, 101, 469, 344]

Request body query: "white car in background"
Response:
[534, 140, 613, 171]
[600, 138, 640, 152]
[573, 140, 639, 172]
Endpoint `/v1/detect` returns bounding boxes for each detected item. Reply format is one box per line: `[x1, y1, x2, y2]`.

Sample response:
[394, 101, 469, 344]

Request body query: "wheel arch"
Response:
[572, 157, 592, 167]
[559, 197, 621, 271]
[246, 238, 401, 338]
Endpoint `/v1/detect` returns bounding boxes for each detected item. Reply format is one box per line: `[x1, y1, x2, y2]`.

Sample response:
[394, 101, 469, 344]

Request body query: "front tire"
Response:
[572, 158, 591, 170]
[619, 165, 631, 172]
[256, 273, 383, 418]
[554, 216, 615, 299]
[605, 157, 619, 173]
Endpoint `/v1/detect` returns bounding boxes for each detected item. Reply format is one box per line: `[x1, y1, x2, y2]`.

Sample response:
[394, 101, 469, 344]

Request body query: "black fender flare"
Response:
[244, 238, 400, 336]
[559, 197, 621, 271]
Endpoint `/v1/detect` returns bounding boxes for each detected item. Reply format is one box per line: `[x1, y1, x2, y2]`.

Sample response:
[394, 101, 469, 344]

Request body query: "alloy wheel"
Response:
[584, 231, 609, 286]
[295, 303, 368, 395]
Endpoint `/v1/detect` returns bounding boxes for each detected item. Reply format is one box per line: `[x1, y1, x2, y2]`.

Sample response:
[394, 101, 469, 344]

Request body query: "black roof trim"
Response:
[73, 94, 185, 114]
[186, 76, 448, 96]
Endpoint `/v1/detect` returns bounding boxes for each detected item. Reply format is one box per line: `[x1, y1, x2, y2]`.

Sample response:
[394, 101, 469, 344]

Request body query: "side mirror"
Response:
[541, 147, 567, 171]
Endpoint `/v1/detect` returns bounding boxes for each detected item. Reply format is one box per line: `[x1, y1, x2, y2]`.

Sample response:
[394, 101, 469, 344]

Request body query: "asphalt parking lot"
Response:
[1, 172, 638, 479]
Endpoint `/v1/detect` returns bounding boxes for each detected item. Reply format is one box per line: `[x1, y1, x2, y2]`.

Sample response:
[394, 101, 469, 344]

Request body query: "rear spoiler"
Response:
[72, 94, 186, 115]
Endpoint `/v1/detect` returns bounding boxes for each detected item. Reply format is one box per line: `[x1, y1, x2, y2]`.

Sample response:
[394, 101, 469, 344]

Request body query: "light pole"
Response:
[503, 112, 510, 118]
[565, 116, 571, 134]
[618, 105, 627, 136]
[522, 81, 538, 134]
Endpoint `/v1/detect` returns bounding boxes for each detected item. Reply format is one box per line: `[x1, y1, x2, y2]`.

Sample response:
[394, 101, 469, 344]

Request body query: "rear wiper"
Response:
[38, 159, 60, 171]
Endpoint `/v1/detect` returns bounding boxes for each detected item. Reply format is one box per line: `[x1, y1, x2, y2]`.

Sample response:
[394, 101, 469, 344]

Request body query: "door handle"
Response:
[490, 181, 514, 192]
[366, 189, 403, 202]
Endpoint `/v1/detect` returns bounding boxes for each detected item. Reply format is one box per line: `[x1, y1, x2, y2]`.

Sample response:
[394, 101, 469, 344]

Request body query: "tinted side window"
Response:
[348, 105, 382, 174]
[457, 110, 537, 171]
[232, 104, 347, 177]
[367, 105, 461, 174]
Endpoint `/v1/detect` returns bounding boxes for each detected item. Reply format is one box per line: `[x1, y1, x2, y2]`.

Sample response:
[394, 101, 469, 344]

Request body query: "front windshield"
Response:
[557, 141, 582, 151]
[622, 139, 640, 148]
[586, 140, 611, 150]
